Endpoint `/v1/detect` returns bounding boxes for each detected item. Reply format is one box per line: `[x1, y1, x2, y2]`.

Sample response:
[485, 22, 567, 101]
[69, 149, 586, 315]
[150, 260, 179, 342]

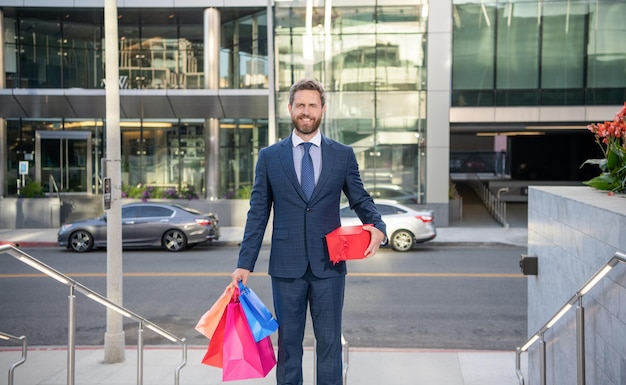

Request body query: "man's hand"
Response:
[231, 268, 251, 287]
[363, 225, 386, 258]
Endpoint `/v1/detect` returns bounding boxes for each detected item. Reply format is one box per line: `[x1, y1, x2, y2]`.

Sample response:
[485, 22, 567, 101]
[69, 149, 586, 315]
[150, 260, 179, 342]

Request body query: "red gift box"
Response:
[325, 224, 372, 264]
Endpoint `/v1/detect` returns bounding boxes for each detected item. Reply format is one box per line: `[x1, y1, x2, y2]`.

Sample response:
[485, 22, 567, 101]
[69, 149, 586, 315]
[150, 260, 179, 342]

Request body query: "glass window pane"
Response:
[452, 4, 495, 90]
[5, 18, 18, 87]
[220, 119, 267, 199]
[496, 3, 539, 89]
[62, 20, 103, 88]
[587, 2, 626, 88]
[18, 18, 63, 88]
[180, 25, 204, 89]
[541, 3, 586, 89]
[376, 5, 426, 35]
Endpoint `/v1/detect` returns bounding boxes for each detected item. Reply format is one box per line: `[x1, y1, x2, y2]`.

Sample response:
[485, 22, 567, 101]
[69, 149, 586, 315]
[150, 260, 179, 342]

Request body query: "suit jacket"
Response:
[237, 134, 387, 279]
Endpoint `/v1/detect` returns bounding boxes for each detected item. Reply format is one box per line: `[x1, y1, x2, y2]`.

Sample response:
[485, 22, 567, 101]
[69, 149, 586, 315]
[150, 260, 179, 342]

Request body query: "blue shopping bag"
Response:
[238, 281, 279, 342]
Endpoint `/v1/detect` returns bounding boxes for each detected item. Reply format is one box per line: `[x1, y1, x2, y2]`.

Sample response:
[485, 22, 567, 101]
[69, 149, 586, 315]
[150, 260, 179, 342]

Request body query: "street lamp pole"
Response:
[104, 0, 125, 363]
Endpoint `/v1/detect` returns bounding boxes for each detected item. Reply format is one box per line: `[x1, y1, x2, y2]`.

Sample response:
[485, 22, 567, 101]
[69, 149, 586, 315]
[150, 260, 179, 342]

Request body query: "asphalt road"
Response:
[0, 243, 527, 350]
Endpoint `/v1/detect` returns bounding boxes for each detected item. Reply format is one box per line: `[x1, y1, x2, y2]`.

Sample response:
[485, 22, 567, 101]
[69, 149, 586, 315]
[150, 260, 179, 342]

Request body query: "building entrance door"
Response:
[35, 131, 93, 194]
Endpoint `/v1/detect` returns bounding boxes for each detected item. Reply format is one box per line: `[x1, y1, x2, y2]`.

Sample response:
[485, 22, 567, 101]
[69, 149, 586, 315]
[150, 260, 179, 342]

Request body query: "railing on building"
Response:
[48, 174, 61, 199]
[515, 251, 626, 385]
[468, 175, 509, 228]
[0, 244, 187, 385]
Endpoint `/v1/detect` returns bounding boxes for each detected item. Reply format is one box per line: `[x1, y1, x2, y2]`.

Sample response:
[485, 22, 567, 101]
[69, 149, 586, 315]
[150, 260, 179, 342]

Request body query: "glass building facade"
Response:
[1, 1, 625, 226]
[452, 0, 626, 107]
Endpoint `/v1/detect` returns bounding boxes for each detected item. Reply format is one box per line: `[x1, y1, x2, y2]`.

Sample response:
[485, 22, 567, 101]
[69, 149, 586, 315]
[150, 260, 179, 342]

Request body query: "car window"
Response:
[376, 204, 405, 215]
[138, 206, 174, 218]
[374, 189, 401, 199]
[122, 206, 141, 219]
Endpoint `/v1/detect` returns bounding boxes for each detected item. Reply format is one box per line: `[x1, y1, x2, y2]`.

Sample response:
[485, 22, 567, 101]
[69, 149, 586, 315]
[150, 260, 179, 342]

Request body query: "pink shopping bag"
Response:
[222, 302, 276, 381]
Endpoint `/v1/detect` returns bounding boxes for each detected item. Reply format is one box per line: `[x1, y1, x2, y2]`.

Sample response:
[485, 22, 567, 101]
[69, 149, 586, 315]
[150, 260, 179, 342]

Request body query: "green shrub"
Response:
[20, 181, 45, 198]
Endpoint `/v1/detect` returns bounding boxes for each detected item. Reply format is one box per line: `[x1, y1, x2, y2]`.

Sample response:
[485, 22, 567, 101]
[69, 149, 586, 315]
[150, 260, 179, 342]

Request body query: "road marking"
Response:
[0, 272, 525, 279]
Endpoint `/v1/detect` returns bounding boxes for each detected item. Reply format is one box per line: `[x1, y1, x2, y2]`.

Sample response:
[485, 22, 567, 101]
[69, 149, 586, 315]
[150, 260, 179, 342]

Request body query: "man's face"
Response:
[288, 90, 326, 136]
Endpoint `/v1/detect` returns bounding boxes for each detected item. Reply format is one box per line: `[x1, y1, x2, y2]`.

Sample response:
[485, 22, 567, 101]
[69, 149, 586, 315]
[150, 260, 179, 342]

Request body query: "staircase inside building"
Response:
[451, 181, 528, 228]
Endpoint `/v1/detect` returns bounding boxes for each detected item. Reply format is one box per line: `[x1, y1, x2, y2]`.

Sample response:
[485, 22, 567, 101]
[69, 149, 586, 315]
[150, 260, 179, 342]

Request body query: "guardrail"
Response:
[515, 251, 626, 385]
[0, 244, 187, 385]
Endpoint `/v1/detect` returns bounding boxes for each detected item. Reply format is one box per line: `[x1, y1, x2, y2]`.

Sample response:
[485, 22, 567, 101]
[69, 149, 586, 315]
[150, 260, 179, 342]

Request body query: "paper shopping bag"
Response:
[325, 224, 372, 264]
[222, 302, 276, 381]
[200, 309, 227, 368]
[238, 281, 279, 342]
[195, 284, 235, 339]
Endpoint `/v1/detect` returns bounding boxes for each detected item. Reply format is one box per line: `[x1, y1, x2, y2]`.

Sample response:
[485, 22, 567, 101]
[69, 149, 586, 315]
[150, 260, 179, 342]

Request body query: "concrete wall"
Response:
[527, 186, 626, 385]
[0, 198, 61, 228]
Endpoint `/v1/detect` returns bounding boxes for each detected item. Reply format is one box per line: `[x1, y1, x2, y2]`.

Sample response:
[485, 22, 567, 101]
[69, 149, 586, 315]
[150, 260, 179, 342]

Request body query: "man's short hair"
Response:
[288, 79, 326, 106]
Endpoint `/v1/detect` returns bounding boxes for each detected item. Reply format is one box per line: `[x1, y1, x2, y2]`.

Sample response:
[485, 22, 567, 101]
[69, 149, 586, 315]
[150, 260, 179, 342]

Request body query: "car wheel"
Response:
[390, 229, 414, 252]
[163, 230, 187, 252]
[69, 230, 94, 252]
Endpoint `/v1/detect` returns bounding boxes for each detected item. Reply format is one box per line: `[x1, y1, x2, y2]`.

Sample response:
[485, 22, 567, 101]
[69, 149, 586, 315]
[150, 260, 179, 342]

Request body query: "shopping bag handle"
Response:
[238, 280, 249, 295]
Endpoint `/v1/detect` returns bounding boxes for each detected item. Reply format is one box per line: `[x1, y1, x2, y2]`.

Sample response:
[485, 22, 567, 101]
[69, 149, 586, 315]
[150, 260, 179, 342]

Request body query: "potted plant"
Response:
[581, 102, 626, 194]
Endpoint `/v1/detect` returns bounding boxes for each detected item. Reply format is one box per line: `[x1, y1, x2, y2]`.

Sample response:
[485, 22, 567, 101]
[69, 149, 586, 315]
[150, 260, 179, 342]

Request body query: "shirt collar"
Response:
[292, 130, 322, 148]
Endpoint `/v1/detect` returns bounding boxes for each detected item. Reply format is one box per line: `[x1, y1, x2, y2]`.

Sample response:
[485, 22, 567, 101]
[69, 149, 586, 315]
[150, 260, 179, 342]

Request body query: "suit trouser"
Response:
[272, 267, 345, 385]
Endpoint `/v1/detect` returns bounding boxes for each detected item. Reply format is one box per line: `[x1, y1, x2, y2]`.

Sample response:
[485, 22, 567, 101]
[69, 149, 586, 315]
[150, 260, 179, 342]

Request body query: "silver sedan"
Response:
[340, 199, 436, 252]
[58, 202, 220, 252]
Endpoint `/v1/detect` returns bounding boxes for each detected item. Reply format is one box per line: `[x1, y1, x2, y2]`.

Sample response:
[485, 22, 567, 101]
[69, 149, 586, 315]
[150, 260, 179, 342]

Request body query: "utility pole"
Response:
[104, 0, 125, 363]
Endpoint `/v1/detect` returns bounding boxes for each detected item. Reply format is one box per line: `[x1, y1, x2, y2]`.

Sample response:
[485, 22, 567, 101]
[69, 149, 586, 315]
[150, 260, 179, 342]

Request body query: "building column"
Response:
[425, 1, 453, 226]
[0, 9, 7, 197]
[204, 8, 220, 200]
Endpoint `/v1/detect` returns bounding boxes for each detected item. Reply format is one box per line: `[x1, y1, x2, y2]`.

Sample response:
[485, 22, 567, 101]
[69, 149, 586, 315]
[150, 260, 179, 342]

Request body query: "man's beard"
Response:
[292, 115, 322, 135]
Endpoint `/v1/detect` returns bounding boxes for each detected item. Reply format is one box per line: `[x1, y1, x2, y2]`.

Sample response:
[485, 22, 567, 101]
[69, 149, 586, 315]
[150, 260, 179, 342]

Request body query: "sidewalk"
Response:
[0, 225, 528, 248]
[0, 345, 527, 385]
[0, 225, 528, 385]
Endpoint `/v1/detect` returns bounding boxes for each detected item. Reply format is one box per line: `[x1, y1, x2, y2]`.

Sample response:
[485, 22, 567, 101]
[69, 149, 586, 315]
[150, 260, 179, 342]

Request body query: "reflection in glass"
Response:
[588, 2, 626, 89]
[275, 4, 427, 202]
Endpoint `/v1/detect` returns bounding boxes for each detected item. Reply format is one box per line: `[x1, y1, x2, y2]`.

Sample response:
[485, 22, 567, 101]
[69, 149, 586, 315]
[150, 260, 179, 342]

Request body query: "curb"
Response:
[0, 241, 59, 248]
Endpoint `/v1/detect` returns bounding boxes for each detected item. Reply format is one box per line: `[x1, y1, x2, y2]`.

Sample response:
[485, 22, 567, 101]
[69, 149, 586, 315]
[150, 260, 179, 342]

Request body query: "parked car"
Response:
[364, 184, 419, 204]
[339, 199, 436, 252]
[58, 202, 220, 252]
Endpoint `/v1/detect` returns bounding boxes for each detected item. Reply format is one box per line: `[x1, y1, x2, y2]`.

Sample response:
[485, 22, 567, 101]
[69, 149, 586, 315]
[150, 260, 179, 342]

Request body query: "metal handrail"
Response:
[0, 332, 27, 385]
[468, 175, 509, 227]
[515, 251, 626, 385]
[48, 174, 61, 199]
[0, 244, 187, 385]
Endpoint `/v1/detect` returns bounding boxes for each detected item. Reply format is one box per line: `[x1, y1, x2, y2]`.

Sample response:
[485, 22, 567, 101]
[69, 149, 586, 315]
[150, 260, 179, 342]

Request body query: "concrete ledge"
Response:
[527, 186, 626, 385]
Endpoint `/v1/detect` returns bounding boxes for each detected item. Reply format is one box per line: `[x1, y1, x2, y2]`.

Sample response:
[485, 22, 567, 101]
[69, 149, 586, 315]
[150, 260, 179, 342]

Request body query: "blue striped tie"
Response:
[301, 142, 315, 200]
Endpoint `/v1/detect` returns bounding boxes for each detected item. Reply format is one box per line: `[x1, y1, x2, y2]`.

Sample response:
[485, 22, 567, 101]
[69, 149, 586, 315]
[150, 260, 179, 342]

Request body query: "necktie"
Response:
[301, 142, 315, 200]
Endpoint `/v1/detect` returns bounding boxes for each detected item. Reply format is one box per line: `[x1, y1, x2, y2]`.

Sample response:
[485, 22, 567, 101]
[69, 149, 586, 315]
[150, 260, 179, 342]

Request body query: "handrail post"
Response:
[138, 321, 144, 385]
[67, 285, 76, 385]
[577, 297, 586, 385]
[540, 334, 546, 385]
[515, 348, 521, 384]
[174, 341, 187, 385]
[3, 333, 27, 385]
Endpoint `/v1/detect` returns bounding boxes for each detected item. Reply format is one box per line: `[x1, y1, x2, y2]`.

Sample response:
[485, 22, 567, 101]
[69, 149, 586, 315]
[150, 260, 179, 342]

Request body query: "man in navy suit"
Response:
[231, 79, 386, 385]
